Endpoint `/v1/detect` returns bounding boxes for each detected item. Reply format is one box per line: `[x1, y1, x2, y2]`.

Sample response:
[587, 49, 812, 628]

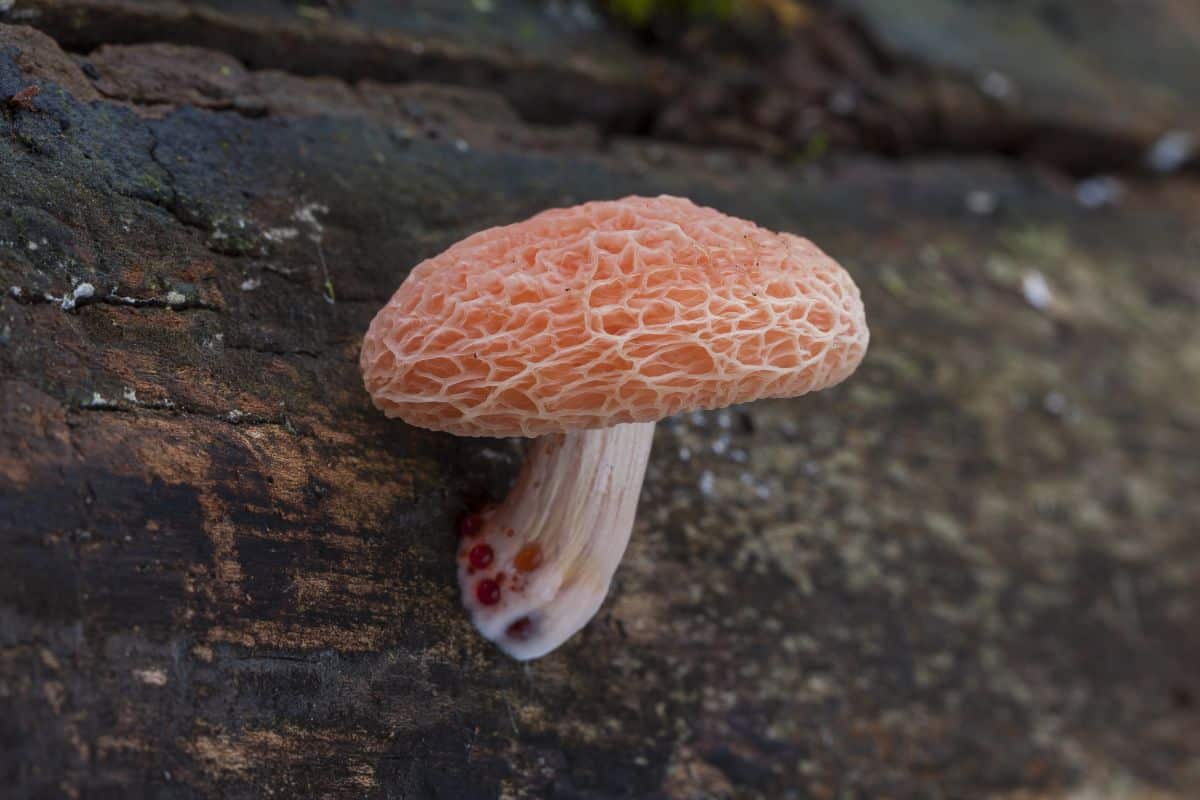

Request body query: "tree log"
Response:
[1, 6, 1198, 798]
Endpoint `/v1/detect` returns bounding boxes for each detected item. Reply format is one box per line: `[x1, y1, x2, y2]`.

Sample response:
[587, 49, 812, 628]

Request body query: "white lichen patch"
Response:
[239, 277, 261, 291]
[60, 282, 94, 311]
[1021, 271, 1053, 311]
[132, 668, 168, 687]
[165, 290, 188, 307]
[1043, 391, 1069, 416]
[293, 202, 329, 242]
[1075, 175, 1124, 209]
[83, 391, 117, 409]
[966, 189, 998, 216]
[738, 471, 771, 499]
[135, 395, 177, 411]
[263, 226, 299, 244]
[1146, 130, 1195, 173]
[208, 217, 248, 242]
[979, 70, 1015, 100]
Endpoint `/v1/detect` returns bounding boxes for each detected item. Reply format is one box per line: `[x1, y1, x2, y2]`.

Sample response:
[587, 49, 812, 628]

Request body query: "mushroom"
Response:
[361, 195, 868, 660]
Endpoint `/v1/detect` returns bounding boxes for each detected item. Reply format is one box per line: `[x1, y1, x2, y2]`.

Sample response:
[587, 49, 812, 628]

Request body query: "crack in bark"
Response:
[225, 343, 322, 359]
[75, 399, 292, 429]
[141, 122, 231, 245]
[233, 654, 323, 664]
[6, 285, 221, 312]
[145, 123, 179, 212]
[92, 82, 271, 121]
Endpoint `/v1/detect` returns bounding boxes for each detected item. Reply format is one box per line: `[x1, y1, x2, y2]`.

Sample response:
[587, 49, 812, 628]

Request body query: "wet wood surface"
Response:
[1, 3, 1198, 797]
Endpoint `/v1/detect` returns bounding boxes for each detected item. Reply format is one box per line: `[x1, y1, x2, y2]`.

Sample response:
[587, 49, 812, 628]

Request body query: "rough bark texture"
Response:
[1, 2, 1198, 798]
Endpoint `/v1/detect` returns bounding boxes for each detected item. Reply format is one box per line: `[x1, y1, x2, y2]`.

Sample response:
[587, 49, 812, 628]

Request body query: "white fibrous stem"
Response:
[457, 422, 656, 660]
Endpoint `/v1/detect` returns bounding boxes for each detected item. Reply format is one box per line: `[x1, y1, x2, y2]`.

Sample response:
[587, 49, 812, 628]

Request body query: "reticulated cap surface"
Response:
[361, 195, 868, 437]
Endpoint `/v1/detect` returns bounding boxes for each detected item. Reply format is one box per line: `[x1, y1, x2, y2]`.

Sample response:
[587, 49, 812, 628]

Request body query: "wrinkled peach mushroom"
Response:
[361, 195, 868, 660]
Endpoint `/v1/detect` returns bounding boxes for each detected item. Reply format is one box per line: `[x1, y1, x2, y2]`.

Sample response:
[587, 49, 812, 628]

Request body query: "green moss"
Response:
[793, 130, 829, 164]
[602, 0, 736, 27]
[600, 0, 809, 29]
[1003, 225, 1070, 263]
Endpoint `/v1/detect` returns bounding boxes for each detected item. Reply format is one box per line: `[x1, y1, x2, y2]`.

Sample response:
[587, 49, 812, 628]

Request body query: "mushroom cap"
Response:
[361, 195, 868, 437]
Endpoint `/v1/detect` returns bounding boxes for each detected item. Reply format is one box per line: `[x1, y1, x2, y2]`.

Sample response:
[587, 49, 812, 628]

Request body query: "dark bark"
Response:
[1, 4, 1198, 798]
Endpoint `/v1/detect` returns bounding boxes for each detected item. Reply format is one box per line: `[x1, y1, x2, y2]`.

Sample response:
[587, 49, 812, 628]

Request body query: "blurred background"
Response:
[0, 1, 1197, 798]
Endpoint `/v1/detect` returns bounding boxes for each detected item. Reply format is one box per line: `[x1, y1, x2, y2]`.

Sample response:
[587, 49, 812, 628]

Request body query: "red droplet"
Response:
[468, 543, 494, 569]
[476, 579, 501, 605]
[458, 512, 484, 538]
[506, 617, 533, 640]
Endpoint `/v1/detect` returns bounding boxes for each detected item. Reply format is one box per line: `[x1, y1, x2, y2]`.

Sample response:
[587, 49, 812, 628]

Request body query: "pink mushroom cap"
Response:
[361, 195, 868, 437]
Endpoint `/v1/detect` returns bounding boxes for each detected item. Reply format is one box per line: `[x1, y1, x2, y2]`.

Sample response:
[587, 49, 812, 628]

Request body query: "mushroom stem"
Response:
[458, 421, 656, 660]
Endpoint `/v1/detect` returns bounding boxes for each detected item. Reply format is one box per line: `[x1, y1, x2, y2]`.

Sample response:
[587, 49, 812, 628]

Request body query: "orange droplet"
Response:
[514, 543, 543, 573]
